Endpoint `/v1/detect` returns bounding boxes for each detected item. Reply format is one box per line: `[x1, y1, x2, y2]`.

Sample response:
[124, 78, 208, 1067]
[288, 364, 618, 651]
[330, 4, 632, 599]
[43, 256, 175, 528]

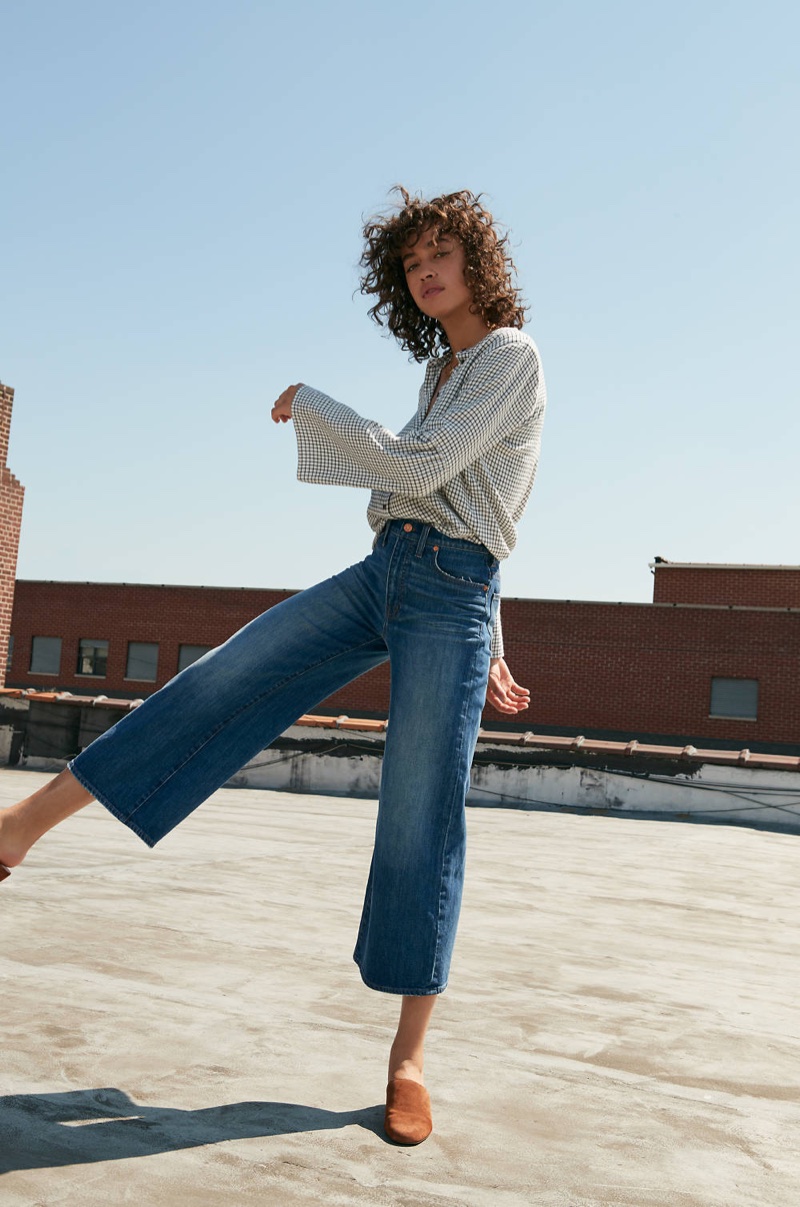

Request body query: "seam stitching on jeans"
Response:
[430, 628, 486, 987]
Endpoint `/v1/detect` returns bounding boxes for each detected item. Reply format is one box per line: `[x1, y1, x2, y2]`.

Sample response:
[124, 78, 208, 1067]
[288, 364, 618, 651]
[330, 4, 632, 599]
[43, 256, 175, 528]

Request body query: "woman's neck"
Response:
[441, 312, 493, 355]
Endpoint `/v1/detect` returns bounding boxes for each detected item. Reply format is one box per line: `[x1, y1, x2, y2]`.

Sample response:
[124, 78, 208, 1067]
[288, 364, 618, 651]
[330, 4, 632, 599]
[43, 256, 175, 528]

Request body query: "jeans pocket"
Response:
[431, 545, 496, 592]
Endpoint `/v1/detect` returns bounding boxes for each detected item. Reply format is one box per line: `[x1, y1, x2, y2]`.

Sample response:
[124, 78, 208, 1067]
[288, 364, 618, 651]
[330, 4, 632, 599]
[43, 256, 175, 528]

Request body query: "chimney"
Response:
[0, 382, 25, 688]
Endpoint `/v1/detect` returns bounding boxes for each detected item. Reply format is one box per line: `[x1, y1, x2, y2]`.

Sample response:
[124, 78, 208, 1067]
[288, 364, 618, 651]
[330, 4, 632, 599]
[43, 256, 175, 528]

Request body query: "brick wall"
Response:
[0, 383, 25, 689]
[8, 579, 392, 717]
[495, 597, 800, 746]
[9, 579, 800, 748]
[653, 563, 800, 608]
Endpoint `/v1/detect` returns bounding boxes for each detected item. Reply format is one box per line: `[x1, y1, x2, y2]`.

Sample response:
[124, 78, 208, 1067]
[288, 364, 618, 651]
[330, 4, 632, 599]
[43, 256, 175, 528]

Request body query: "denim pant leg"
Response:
[353, 527, 500, 995]
[69, 559, 388, 846]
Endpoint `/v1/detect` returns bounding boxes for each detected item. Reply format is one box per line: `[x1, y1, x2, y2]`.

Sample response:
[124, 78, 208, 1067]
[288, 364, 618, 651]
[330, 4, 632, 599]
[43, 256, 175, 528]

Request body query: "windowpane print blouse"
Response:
[292, 327, 546, 658]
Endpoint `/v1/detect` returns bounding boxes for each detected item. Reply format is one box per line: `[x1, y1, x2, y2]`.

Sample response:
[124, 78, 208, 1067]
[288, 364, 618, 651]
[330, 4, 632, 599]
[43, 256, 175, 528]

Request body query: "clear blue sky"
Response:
[2, 0, 798, 605]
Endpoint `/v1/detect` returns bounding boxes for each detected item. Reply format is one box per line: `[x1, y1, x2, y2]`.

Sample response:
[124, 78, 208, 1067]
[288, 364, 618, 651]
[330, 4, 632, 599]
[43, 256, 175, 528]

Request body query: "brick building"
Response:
[498, 591, 799, 749]
[0, 383, 25, 689]
[652, 558, 800, 608]
[7, 578, 392, 722]
[8, 561, 800, 752]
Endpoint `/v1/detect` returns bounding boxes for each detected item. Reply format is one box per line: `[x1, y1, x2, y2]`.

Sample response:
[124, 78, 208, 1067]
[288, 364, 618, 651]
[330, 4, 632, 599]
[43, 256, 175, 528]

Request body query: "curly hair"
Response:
[359, 187, 527, 362]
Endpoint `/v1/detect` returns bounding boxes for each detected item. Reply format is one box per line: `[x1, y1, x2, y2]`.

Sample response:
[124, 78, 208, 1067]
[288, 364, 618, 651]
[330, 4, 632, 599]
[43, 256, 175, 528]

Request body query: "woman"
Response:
[0, 188, 546, 1146]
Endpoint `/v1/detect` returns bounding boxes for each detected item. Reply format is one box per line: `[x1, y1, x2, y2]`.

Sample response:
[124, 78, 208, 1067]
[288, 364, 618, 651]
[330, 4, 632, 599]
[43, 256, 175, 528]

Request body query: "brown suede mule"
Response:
[384, 1078, 433, 1145]
[0, 864, 10, 884]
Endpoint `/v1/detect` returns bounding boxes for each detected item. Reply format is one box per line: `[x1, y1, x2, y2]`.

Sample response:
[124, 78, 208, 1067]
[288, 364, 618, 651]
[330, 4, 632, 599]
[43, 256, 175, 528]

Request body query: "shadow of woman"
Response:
[0, 1086, 387, 1172]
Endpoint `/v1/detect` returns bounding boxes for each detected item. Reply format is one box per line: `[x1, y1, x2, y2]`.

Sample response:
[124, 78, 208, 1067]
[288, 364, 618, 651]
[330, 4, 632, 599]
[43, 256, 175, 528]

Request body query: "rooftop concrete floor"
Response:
[1, 768, 799, 1207]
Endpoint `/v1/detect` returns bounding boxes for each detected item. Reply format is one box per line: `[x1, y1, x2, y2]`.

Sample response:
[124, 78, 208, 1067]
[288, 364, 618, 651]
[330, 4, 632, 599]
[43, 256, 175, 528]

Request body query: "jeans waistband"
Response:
[379, 518, 493, 559]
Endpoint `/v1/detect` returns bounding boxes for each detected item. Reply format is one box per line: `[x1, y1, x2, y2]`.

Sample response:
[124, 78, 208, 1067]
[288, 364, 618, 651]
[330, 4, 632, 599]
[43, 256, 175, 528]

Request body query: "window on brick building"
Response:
[76, 638, 109, 677]
[710, 677, 758, 720]
[126, 641, 159, 682]
[178, 644, 212, 673]
[30, 636, 62, 675]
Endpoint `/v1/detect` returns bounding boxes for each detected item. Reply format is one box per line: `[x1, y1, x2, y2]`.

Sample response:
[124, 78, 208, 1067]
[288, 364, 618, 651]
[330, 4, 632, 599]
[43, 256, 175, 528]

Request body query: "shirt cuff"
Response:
[490, 601, 504, 659]
[292, 385, 335, 481]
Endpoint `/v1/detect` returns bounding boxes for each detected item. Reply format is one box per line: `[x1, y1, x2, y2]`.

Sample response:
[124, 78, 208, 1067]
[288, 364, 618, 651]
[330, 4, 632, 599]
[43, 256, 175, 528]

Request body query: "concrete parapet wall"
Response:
[225, 725, 800, 834]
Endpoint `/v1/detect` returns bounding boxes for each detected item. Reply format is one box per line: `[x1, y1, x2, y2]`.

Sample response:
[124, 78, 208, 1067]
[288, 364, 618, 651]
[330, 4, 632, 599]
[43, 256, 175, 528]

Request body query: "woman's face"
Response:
[401, 229, 474, 322]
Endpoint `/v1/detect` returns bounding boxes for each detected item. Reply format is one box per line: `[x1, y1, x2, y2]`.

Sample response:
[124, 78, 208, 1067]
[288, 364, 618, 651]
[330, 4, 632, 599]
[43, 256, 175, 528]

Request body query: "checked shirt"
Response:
[292, 327, 546, 658]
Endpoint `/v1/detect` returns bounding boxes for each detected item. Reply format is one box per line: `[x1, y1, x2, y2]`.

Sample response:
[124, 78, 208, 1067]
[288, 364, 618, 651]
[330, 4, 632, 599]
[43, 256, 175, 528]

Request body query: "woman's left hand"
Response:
[271, 384, 304, 424]
[486, 658, 530, 714]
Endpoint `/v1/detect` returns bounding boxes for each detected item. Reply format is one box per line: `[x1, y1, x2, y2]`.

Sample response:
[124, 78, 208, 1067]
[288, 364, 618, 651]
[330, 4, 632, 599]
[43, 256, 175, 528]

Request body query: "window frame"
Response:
[709, 676, 759, 722]
[76, 637, 109, 678]
[124, 641, 160, 683]
[177, 644, 213, 673]
[29, 636, 63, 676]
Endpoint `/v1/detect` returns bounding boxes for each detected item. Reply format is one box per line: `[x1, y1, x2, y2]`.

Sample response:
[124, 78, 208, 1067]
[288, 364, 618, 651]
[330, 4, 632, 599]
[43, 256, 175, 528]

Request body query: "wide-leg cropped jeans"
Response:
[69, 519, 501, 995]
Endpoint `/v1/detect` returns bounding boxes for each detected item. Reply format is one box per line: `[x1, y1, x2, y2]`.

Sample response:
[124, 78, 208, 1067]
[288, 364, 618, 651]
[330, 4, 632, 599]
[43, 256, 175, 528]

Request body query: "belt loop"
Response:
[415, 524, 431, 557]
[381, 522, 391, 546]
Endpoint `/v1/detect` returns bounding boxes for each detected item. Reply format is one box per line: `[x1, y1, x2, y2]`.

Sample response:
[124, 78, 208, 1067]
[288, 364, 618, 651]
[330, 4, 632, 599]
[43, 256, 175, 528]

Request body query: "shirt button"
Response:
[403, 523, 413, 532]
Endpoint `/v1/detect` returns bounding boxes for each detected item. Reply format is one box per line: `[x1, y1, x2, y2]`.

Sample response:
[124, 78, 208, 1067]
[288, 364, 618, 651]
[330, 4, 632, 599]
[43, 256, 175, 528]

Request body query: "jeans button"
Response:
[403, 523, 413, 532]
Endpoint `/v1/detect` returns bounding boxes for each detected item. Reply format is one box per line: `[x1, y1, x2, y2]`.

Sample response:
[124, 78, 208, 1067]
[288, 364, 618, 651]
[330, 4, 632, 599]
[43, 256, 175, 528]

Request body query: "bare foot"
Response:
[0, 768, 95, 878]
[0, 806, 33, 871]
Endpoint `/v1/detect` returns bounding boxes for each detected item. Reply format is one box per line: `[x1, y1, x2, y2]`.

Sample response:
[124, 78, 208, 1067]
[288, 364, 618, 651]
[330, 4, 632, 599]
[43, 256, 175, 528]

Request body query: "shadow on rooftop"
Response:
[0, 1086, 387, 1171]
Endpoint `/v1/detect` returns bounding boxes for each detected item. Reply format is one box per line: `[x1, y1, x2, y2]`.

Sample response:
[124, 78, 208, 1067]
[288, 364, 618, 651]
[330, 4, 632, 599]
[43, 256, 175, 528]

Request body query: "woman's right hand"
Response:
[271, 384, 304, 424]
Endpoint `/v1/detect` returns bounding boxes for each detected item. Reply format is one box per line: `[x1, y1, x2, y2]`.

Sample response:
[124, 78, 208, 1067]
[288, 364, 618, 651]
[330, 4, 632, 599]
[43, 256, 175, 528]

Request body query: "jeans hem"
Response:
[67, 759, 158, 849]
[355, 958, 447, 996]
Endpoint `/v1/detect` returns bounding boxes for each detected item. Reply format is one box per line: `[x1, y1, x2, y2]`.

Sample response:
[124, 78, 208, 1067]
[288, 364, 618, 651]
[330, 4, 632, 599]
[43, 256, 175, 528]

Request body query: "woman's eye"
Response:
[406, 263, 418, 274]
[435, 250, 450, 258]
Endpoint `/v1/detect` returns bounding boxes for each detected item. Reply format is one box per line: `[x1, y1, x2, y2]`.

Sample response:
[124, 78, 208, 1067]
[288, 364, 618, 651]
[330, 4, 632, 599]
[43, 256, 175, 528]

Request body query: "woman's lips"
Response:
[422, 286, 444, 299]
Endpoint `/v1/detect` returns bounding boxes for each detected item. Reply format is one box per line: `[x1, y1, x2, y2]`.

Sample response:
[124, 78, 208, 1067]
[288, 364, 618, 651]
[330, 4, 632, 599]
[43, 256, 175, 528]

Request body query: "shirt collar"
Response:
[428, 328, 501, 369]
